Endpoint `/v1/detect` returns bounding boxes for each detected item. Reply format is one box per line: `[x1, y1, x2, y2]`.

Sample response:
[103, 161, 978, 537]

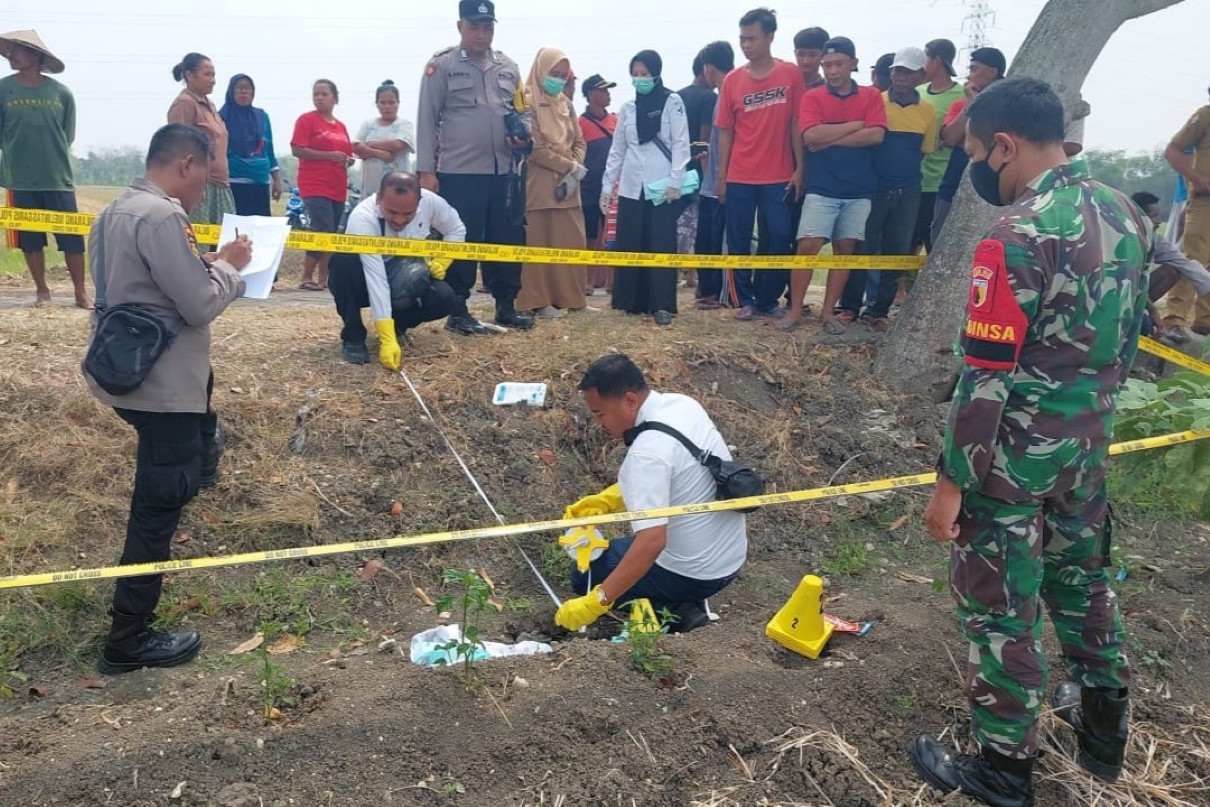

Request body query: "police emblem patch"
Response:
[479, 3, 488, 12]
[182, 223, 200, 254]
[970, 265, 993, 308]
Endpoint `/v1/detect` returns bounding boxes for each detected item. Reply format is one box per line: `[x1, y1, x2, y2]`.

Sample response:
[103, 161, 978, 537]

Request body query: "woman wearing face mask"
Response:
[352, 80, 415, 198]
[220, 74, 281, 217]
[516, 47, 589, 317]
[167, 52, 234, 227]
[600, 50, 690, 326]
[291, 79, 352, 291]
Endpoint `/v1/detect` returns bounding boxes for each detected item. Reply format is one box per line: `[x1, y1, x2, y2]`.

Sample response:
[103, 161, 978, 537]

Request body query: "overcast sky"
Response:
[8, 0, 1204, 159]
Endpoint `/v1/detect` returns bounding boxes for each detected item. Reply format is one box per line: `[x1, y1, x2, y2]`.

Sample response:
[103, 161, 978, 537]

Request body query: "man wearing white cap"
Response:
[0, 29, 91, 309]
[836, 46, 934, 329]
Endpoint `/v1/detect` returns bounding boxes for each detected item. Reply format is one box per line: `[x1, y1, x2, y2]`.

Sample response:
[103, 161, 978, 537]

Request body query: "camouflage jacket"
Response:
[939, 159, 1154, 502]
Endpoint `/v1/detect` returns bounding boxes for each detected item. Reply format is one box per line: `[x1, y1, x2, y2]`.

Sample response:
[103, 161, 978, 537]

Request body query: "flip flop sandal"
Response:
[299, 281, 323, 291]
[823, 318, 848, 335]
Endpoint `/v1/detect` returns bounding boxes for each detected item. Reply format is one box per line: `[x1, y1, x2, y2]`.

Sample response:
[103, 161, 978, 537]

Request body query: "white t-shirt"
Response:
[617, 391, 747, 579]
[344, 190, 466, 321]
[355, 117, 416, 195]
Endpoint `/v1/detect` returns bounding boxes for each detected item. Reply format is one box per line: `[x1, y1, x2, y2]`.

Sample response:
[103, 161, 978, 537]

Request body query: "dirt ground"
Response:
[1, 265, 1208, 807]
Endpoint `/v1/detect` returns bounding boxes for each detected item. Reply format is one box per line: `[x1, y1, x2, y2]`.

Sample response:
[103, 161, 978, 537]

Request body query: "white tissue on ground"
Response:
[409, 624, 553, 667]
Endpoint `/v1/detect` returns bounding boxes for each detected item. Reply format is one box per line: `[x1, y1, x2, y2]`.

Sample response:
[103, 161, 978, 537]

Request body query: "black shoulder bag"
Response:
[624, 420, 765, 512]
[83, 215, 184, 396]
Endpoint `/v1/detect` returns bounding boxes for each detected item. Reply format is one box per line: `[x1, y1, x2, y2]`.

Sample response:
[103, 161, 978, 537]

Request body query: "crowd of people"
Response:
[1, 9, 1208, 807]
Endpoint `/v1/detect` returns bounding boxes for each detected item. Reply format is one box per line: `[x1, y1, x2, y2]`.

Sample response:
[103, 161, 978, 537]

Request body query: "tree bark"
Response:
[877, 0, 1186, 400]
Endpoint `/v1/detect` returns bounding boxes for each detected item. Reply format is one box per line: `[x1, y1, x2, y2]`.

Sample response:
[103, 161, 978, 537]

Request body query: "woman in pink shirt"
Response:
[291, 79, 352, 291]
[167, 52, 233, 229]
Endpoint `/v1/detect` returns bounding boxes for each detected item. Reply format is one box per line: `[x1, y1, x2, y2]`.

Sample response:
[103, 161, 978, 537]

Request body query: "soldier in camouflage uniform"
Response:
[909, 78, 1152, 807]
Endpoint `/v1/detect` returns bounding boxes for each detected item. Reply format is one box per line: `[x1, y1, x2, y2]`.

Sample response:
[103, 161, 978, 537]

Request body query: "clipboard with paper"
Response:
[218, 214, 292, 299]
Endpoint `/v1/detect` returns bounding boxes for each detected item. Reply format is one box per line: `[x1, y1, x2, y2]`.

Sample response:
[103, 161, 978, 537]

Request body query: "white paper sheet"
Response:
[218, 214, 292, 300]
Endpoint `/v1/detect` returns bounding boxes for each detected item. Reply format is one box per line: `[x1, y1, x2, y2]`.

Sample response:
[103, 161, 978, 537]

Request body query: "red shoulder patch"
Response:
[961, 238, 1027, 371]
[425, 62, 437, 77]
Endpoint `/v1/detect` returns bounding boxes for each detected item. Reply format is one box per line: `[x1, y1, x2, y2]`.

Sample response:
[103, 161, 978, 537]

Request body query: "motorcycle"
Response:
[285, 188, 308, 230]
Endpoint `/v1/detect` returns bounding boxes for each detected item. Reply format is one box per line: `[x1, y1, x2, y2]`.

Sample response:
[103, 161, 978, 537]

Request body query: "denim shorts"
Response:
[796, 194, 872, 242]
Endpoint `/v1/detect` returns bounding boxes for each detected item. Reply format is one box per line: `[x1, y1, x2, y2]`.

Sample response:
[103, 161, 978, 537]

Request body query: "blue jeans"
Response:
[839, 185, 922, 319]
[569, 535, 739, 611]
[694, 196, 726, 302]
[725, 182, 793, 311]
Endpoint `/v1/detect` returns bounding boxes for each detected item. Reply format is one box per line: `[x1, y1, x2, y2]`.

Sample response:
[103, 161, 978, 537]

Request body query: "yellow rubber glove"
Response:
[375, 320, 402, 371]
[555, 586, 611, 631]
[428, 257, 452, 281]
[563, 483, 624, 521]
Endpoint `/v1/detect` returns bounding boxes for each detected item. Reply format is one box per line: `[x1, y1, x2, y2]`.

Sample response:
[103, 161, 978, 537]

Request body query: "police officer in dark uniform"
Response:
[416, 0, 534, 334]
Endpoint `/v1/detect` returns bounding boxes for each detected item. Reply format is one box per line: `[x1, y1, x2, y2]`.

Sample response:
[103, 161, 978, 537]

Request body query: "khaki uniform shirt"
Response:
[168, 89, 230, 186]
[1171, 105, 1210, 201]
[82, 177, 245, 413]
[416, 46, 526, 176]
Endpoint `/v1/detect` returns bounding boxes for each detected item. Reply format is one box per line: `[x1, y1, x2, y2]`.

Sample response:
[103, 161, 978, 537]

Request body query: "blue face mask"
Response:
[542, 75, 567, 96]
[632, 76, 657, 95]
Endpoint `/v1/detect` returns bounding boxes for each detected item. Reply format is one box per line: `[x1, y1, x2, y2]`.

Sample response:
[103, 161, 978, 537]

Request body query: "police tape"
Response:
[0, 429, 1205, 592]
[1138, 336, 1210, 376]
[0, 205, 926, 271]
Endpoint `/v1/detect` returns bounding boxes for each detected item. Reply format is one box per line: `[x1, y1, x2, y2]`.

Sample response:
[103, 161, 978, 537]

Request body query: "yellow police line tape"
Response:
[1138, 336, 1210, 376]
[1, 429, 1205, 591]
[0, 206, 925, 271]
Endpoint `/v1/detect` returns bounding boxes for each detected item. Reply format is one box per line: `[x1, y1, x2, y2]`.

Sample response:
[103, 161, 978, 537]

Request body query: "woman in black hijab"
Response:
[599, 50, 691, 326]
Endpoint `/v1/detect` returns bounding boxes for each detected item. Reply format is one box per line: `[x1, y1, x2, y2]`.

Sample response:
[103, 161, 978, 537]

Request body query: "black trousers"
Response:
[437, 172, 523, 304]
[611, 196, 678, 314]
[839, 185, 922, 318]
[230, 183, 271, 217]
[328, 255, 459, 344]
[111, 375, 215, 619]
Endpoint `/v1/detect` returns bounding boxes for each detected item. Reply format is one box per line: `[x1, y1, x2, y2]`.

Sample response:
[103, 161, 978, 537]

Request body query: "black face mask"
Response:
[970, 140, 1008, 206]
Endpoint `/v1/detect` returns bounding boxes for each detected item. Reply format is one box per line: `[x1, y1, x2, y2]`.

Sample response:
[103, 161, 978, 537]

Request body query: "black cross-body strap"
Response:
[623, 420, 720, 470]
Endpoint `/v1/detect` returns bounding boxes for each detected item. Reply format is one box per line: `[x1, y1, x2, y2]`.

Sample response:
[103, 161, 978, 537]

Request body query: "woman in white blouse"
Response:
[600, 50, 690, 326]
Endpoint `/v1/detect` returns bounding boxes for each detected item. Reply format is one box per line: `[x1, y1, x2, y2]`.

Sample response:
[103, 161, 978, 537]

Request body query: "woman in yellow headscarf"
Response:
[516, 47, 588, 318]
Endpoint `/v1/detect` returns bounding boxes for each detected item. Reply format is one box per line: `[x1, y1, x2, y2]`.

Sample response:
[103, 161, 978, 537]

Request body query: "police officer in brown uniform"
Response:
[83, 124, 251, 674]
[416, 0, 534, 334]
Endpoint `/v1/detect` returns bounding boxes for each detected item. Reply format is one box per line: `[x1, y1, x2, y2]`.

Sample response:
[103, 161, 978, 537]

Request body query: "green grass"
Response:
[821, 540, 873, 578]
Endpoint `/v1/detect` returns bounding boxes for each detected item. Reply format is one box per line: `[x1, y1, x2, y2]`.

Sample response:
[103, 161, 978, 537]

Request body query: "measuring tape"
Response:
[0, 206, 925, 271]
[1138, 336, 1210, 376]
[1, 429, 1204, 591]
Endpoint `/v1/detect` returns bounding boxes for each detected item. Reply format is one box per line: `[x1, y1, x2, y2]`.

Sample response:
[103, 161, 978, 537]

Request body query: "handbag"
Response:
[83, 214, 184, 396]
[624, 421, 765, 512]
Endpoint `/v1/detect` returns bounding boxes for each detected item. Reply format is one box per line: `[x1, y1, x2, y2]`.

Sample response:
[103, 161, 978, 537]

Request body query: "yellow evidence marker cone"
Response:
[765, 574, 834, 659]
[628, 598, 662, 634]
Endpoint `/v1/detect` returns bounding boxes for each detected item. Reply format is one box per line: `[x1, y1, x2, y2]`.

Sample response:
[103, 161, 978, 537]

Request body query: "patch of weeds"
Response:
[822, 540, 872, 577]
[219, 565, 359, 637]
[1139, 648, 1172, 675]
[0, 587, 106, 670]
[435, 568, 492, 689]
[896, 694, 918, 710]
[501, 593, 535, 613]
[623, 601, 677, 676]
[540, 542, 570, 584]
[240, 620, 296, 723]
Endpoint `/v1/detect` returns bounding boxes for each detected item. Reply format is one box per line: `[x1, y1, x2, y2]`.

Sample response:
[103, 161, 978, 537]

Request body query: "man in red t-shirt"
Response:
[715, 7, 805, 319]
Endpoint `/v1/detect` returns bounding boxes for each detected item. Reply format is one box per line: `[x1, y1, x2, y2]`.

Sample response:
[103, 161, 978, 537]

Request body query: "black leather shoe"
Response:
[342, 341, 369, 364]
[495, 302, 534, 330]
[445, 314, 490, 336]
[98, 628, 202, 675]
[652, 310, 674, 327]
[910, 736, 1035, 807]
[1052, 682, 1128, 782]
[665, 601, 711, 633]
[199, 426, 225, 489]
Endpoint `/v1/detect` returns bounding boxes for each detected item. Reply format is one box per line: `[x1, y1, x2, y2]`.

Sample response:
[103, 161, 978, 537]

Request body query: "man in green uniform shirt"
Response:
[910, 78, 1151, 807]
[0, 29, 91, 308]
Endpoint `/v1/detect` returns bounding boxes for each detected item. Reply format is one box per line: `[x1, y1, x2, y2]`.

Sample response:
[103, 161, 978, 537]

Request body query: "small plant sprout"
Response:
[435, 568, 492, 689]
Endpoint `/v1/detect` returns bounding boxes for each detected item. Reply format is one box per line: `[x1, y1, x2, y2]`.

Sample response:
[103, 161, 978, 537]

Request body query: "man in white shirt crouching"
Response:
[554, 353, 747, 633]
[329, 171, 464, 369]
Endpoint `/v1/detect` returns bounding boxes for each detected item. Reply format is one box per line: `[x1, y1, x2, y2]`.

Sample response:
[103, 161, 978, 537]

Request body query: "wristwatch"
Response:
[596, 585, 611, 607]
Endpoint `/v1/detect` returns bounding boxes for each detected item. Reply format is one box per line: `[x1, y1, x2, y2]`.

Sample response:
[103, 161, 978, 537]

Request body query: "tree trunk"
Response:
[877, 0, 1185, 400]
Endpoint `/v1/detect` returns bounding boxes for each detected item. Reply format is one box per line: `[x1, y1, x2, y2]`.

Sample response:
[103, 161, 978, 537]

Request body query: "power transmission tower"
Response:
[962, 0, 995, 59]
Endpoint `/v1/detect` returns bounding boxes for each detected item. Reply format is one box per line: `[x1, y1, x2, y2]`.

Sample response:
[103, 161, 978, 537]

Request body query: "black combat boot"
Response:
[98, 611, 202, 675]
[1052, 682, 1129, 782]
[199, 425, 225, 489]
[910, 735, 1035, 807]
[495, 300, 534, 330]
[445, 313, 490, 335]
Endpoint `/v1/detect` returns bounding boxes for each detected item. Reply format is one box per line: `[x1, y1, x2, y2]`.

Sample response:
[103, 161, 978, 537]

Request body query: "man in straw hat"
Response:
[0, 29, 92, 308]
